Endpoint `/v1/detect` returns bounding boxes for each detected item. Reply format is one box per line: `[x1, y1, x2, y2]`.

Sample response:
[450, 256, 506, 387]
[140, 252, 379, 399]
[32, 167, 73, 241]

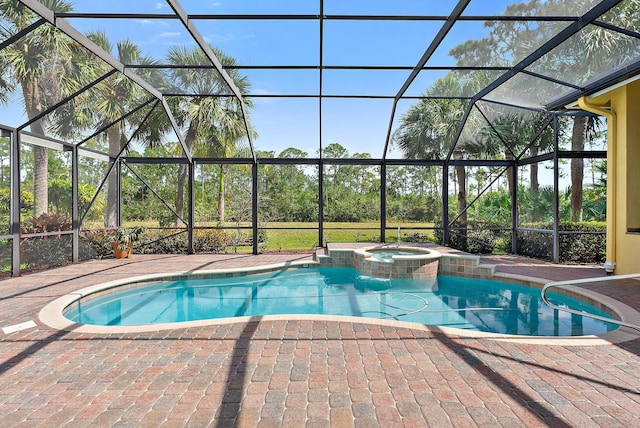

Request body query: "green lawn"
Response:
[113, 220, 435, 252]
[259, 221, 435, 251]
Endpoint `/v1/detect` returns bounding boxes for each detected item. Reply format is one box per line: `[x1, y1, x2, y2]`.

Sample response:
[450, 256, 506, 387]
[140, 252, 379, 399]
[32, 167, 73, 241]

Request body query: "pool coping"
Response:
[38, 260, 640, 345]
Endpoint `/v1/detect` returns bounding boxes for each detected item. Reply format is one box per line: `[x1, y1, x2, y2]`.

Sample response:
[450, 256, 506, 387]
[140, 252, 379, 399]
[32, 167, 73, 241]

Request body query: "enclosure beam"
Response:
[76, 99, 157, 148]
[517, 153, 555, 166]
[471, 0, 624, 104]
[318, 161, 324, 248]
[123, 163, 187, 227]
[72, 145, 79, 262]
[383, 0, 471, 158]
[57, 12, 583, 22]
[511, 161, 518, 254]
[318, 0, 325, 249]
[165, 0, 245, 104]
[10, 130, 20, 277]
[0, 18, 46, 51]
[475, 105, 518, 159]
[548, 59, 640, 110]
[448, 166, 510, 227]
[161, 93, 471, 100]
[116, 159, 122, 227]
[18, 0, 164, 98]
[18, 0, 191, 165]
[520, 70, 582, 91]
[161, 98, 192, 163]
[442, 163, 450, 246]
[447, 0, 623, 162]
[252, 163, 259, 255]
[166, 0, 255, 161]
[79, 143, 128, 225]
[124, 157, 191, 165]
[79, 102, 160, 225]
[382, 102, 398, 160]
[129, 64, 511, 71]
[553, 115, 561, 263]
[17, 70, 118, 133]
[445, 101, 475, 162]
[188, 162, 195, 254]
[380, 163, 387, 243]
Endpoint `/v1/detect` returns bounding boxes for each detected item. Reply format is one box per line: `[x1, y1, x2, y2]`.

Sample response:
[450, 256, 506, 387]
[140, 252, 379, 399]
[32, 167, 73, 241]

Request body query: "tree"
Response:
[447, 0, 618, 224]
[482, 111, 554, 220]
[84, 31, 165, 227]
[166, 45, 253, 226]
[265, 148, 313, 222]
[582, 160, 607, 221]
[0, 0, 76, 215]
[394, 74, 484, 247]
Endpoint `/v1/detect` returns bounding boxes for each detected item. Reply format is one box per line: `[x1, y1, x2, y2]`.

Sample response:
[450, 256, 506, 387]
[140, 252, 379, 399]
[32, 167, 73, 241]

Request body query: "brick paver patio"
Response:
[1, 251, 640, 427]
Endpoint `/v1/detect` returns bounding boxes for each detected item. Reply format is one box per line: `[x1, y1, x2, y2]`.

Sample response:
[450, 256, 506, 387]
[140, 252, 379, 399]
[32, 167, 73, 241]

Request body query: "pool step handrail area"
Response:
[541, 273, 640, 333]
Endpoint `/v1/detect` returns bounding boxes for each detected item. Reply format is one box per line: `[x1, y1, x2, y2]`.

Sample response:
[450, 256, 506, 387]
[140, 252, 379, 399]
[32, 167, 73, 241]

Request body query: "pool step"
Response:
[314, 247, 328, 262]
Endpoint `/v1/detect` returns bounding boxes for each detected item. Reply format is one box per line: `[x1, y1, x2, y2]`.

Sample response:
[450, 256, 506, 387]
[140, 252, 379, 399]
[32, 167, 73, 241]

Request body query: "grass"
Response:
[98, 220, 436, 252]
[258, 221, 435, 251]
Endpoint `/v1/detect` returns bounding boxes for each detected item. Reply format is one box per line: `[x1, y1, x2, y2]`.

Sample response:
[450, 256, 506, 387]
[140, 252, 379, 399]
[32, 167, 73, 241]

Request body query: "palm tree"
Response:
[84, 31, 165, 227]
[0, 0, 75, 215]
[394, 74, 485, 247]
[166, 45, 253, 226]
[482, 111, 554, 209]
[192, 120, 256, 226]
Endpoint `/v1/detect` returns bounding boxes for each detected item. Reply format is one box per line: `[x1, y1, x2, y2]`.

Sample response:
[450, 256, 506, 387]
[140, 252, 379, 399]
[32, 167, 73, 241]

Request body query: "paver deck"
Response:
[1, 249, 640, 427]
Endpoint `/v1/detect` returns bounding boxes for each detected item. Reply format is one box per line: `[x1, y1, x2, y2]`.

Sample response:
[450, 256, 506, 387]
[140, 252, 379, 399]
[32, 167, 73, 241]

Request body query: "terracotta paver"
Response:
[1, 250, 640, 427]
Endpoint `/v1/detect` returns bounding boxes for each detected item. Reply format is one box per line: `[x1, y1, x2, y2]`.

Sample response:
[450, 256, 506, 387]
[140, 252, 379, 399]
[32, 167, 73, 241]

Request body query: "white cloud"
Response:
[207, 32, 256, 44]
[155, 2, 164, 9]
[250, 89, 281, 106]
[159, 31, 181, 38]
[252, 88, 281, 96]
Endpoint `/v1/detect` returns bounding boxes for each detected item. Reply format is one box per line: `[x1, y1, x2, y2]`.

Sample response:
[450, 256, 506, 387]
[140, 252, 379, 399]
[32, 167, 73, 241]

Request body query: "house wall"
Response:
[618, 82, 640, 274]
[588, 81, 640, 274]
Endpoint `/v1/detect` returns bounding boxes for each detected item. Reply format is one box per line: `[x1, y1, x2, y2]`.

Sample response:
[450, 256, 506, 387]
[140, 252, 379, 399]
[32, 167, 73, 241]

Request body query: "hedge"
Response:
[517, 221, 605, 264]
[435, 220, 605, 264]
[434, 220, 511, 254]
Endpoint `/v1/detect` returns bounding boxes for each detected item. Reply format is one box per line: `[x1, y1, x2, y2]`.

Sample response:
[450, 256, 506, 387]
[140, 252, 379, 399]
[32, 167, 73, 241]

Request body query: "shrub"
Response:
[434, 220, 604, 263]
[0, 188, 33, 218]
[434, 220, 511, 254]
[194, 229, 230, 253]
[517, 222, 605, 263]
[138, 229, 188, 254]
[21, 213, 72, 234]
[516, 228, 552, 260]
[559, 222, 606, 263]
[80, 229, 116, 259]
[82, 228, 233, 256]
[157, 211, 177, 228]
[20, 213, 73, 269]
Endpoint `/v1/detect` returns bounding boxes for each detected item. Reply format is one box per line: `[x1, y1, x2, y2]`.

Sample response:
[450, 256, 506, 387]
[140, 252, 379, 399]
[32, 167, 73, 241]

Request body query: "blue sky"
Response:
[1, 0, 520, 158]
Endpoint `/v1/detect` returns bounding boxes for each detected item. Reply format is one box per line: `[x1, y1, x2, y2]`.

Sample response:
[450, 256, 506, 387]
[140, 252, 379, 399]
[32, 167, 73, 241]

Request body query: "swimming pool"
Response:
[64, 267, 617, 336]
[365, 247, 432, 262]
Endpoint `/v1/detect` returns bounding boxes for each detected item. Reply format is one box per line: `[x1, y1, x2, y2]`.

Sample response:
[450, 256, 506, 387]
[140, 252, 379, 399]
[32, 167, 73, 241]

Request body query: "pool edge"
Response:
[38, 261, 640, 346]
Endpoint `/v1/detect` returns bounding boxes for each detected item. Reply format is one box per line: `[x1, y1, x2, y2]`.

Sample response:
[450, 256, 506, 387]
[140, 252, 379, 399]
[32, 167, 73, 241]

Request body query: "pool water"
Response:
[367, 249, 424, 261]
[66, 267, 618, 336]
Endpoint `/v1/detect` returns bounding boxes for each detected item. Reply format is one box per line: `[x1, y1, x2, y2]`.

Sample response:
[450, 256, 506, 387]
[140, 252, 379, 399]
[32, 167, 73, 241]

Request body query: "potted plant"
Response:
[112, 226, 145, 258]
